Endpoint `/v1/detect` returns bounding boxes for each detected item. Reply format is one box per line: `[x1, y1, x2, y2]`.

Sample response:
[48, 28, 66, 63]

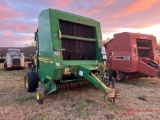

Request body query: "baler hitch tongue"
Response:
[104, 88, 116, 103]
[90, 72, 116, 103]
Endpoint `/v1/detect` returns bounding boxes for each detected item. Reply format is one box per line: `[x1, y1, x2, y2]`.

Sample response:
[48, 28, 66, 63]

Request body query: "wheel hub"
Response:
[36, 91, 40, 100]
[25, 78, 29, 88]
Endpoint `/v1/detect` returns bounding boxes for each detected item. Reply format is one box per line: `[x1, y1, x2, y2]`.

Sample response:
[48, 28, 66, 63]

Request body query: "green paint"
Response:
[35, 8, 105, 94]
[78, 65, 105, 92]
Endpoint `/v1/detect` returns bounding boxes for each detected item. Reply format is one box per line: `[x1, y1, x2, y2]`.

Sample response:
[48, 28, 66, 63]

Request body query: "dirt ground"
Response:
[0, 63, 160, 120]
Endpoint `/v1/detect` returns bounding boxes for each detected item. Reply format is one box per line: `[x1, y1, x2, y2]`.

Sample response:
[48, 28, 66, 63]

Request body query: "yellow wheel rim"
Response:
[26, 78, 29, 88]
[36, 91, 40, 100]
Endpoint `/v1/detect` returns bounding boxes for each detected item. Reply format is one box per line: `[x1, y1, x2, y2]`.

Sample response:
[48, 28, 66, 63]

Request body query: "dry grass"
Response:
[0, 63, 160, 120]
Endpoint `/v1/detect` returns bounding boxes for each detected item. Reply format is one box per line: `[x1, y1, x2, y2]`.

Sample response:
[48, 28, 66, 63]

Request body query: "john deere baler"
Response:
[24, 8, 116, 104]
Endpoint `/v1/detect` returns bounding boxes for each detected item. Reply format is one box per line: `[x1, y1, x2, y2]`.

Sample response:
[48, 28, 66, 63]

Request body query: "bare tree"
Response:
[103, 38, 112, 45]
[31, 41, 36, 46]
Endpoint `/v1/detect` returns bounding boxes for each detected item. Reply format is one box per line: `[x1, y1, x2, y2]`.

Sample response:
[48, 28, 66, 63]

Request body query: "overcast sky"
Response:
[0, 0, 160, 47]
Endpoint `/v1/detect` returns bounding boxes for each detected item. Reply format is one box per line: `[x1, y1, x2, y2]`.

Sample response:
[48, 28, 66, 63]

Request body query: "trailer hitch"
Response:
[90, 72, 117, 103]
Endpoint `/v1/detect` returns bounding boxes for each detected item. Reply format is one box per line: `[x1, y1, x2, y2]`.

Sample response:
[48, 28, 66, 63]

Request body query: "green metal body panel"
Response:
[78, 65, 105, 92]
[36, 8, 104, 94]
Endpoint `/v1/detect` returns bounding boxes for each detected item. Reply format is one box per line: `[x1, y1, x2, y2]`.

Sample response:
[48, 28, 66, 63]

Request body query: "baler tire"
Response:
[36, 88, 44, 104]
[24, 71, 38, 92]
[117, 73, 125, 81]
[4, 63, 8, 71]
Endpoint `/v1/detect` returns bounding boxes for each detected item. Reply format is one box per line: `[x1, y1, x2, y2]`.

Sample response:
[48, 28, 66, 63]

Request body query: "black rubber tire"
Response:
[4, 63, 8, 71]
[24, 71, 38, 92]
[117, 73, 125, 81]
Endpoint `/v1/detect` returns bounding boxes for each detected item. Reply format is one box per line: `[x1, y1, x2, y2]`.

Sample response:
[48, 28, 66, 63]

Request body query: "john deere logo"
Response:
[38, 57, 53, 63]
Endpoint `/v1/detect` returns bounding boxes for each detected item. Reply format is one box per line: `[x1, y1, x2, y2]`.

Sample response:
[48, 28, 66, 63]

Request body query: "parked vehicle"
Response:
[4, 49, 25, 70]
[105, 32, 160, 81]
[24, 8, 116, 104]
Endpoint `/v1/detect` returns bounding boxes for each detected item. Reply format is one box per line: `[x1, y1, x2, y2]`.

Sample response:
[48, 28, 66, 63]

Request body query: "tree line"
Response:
[1, 40, 160, 58]
[0, 46, 36, 57]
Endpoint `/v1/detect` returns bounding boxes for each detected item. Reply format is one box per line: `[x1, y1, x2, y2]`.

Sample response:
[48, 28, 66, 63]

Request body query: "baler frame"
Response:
[105, 32, 160, 81]
[24, 8, 116, 104]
